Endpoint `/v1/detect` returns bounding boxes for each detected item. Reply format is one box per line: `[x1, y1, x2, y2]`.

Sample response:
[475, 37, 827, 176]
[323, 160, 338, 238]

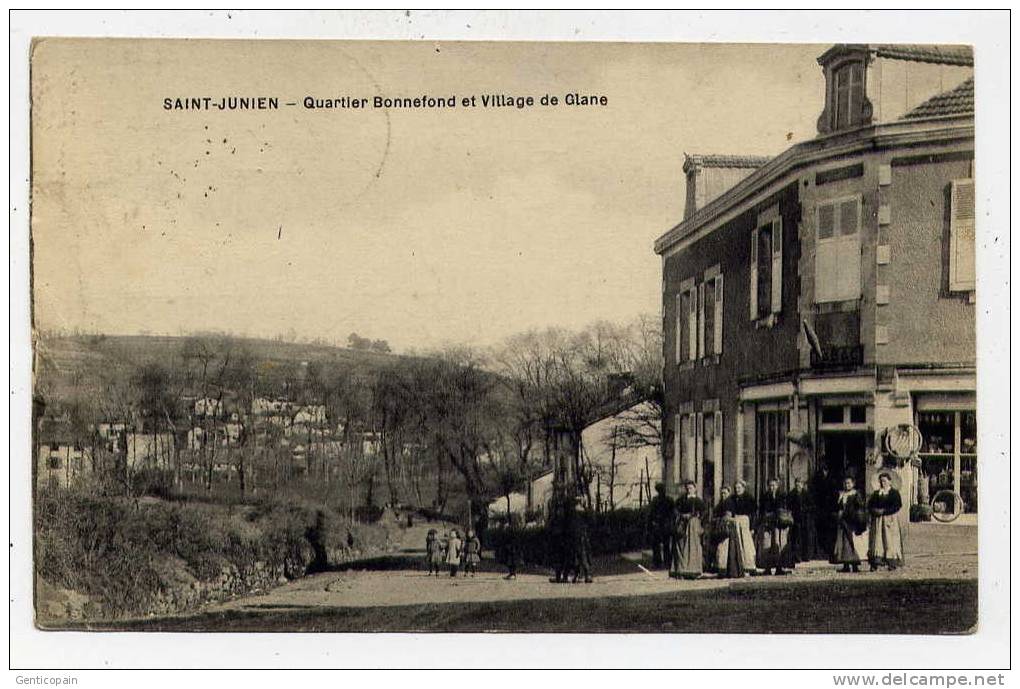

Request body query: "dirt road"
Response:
[200, 518, 976, 614]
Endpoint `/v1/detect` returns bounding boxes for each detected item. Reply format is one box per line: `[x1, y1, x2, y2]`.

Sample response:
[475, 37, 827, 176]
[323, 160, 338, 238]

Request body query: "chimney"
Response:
[683, 154, 771, 220]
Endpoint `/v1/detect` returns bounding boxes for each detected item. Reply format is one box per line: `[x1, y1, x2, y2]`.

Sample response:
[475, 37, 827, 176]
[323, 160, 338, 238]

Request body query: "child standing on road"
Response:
[446, 529, 464, 577]
[425, 528, 443, 576]
[462, 529, 482, 577]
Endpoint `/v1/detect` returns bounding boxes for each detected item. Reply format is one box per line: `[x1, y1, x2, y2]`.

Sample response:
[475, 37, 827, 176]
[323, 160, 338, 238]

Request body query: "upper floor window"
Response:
[948, 178, 975, 293]
[815, 196, 862, 303]
[700, 273, 724, 357]
[676, 285, 697, 363]
[832, 62, 865, 130]
[750, 208, 782, 321]
[676, 272, 724, 365]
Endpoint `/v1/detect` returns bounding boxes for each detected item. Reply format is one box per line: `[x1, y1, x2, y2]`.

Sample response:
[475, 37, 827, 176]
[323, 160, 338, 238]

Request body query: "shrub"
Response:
[35, 487, 389, 619]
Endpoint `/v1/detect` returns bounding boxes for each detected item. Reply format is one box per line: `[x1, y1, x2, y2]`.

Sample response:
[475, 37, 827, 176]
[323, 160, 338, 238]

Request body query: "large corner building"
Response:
[654, 44, 977, 517]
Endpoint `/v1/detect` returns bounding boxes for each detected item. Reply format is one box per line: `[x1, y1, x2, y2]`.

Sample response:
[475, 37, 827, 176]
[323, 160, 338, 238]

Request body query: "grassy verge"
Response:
[35, 488, 388, 619]
[76, 578, 976, 634]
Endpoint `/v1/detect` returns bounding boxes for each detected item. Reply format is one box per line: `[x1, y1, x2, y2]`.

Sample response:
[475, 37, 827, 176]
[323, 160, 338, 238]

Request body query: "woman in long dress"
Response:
[727, 479, 758, 575]
[670, 480, 705, 580]
[789, 476, 819, 562]
[713, 486, 734, 575]
[756, 477, 795, 575]
[867, 472, 905, 571]
[834, 476, 866, 573]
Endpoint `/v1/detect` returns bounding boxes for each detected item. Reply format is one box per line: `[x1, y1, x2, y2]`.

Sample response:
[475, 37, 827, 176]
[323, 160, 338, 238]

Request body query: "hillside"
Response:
[33, 333, 408, 407]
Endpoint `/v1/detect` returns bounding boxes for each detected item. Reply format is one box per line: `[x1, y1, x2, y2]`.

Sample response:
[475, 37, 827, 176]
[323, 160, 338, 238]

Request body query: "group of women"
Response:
[666, 471, 906, 580]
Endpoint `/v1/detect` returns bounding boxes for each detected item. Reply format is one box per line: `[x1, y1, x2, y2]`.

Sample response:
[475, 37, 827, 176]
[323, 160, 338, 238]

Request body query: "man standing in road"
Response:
[648, 482, 675, 569]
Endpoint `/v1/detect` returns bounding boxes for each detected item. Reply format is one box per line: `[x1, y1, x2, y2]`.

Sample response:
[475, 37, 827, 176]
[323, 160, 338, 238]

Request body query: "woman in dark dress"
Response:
[789, 476, 819, 562]
[756, 477, 795, 575]
[670, 480, 706, 580]
[811, 464, 838, 560]
[834, 476, 866, 573]
[712, 486, 734, 575]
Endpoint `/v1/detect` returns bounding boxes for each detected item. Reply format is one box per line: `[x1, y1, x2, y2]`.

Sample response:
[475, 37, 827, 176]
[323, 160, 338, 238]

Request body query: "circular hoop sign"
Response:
[884, 424, 922, 458]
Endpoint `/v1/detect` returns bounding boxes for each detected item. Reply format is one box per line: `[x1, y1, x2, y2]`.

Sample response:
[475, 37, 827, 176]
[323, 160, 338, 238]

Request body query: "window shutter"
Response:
[949, 179, 976, 292]
[714, 275, 724, 355]
[713, 411, 724, 503]
[694, 412, 704, 486]
[837, 235, 862, 300]
[771, 217, 783, 313]
[697, 283, 706, 359]
[675, 293, 683, 364]
[749, 228, 758, 319]
[683, 414, 696, 481]
[687, 288, 698, 361]
[673, 414, 682, 485]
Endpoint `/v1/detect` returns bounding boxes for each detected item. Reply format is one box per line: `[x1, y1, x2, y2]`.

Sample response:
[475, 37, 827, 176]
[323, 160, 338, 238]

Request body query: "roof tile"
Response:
[874, 44, 973, 66]
[683, 154, 771, 173]
[902, 78, 974, 120]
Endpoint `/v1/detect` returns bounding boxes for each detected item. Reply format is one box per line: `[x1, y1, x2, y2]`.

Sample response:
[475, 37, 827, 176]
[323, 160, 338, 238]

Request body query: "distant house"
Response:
[293, 405, 326, 426]
[95, 420, 128, 440]
[487, 470, 555, 522]
[36, 419, 90, 490]
[193, 397, 223, 418]
[187, 422, 243, 450]
[125, 431, 176, 470]
[488, 399, 663, 519]
[583, 400, 662, 510]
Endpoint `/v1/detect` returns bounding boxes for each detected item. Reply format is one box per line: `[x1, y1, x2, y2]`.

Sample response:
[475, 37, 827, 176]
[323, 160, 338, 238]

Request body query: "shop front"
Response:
[914, 395, 978, 516]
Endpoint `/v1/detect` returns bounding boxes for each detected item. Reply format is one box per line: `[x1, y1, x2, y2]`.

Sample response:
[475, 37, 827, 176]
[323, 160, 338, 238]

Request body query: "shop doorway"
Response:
[818, 431, 869, 490]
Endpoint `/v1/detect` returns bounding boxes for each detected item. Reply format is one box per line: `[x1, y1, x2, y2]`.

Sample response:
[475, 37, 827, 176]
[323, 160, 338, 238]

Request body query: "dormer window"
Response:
[833, 61, 865, 129]
[816, 46, 873, 135]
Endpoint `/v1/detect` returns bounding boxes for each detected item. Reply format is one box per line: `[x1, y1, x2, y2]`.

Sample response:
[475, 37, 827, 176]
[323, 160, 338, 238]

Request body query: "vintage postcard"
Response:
[25, 30, 992, 651]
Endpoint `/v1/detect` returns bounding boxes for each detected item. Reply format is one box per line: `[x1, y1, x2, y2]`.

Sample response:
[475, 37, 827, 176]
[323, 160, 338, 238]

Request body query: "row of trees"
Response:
[35, 316, 663, 522]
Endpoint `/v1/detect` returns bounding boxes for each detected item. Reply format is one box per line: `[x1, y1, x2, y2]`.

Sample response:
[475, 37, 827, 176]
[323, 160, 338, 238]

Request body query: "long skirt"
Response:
[670, 516, 703, 580]
[792, 514, 819, 562]
[868, 514, 905, 567]
[833, 520, 866, 564]
[756, 525, 795, 570]
[717, 517, 754, 577]
[734, 514, 758, 575]
[715, 529, 730, 574]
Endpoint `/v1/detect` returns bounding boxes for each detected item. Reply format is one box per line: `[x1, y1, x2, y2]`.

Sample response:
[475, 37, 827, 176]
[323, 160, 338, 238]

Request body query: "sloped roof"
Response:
[902, 78, 975, 120]
[817, 44, 973, 67]
[683, 153, 771, 174]
[873, 44, 973, 66]
[38, 418, 76, 444]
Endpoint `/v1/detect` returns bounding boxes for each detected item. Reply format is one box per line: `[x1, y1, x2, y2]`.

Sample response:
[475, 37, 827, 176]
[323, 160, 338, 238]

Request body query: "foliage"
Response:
[34, 487, 386, 618]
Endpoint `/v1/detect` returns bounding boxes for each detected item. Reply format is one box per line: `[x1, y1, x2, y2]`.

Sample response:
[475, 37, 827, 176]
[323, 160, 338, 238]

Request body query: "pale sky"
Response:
[31, 39, 825, 351]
